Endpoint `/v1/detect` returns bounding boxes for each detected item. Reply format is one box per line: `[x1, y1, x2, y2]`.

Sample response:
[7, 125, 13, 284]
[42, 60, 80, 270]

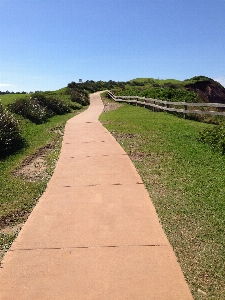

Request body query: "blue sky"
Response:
[0, 0, 225, 92]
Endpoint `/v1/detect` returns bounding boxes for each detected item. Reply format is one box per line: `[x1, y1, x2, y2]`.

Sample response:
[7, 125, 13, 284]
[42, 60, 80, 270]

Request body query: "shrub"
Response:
[8, 98, 49, 124]
[70, 90, 90, 106]
[45, 97, 71, 114]
[67, 80, 128, 92]
[69, 102, 82, 110]
[31, 93, 71, 115]
[114, 87, 199, 103]
[29, 92, 46, 103]
[0, 104, 25, 156]
[198, 124, 225, 154]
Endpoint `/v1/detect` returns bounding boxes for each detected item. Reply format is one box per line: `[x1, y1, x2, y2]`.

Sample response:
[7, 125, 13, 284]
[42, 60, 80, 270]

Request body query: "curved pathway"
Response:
[0, 92, 193, 299]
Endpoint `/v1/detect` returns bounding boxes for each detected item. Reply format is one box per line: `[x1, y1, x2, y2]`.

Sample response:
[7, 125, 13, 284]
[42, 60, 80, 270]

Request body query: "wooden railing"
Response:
[107, 91, 225, 118]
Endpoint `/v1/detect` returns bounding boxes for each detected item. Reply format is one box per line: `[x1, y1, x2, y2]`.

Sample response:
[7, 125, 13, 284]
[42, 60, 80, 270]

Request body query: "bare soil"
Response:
[13, 144, 53, 182]
[13, 127, 64, 182]
[1, 223, 23, 235]
[103, 102, 122, 112]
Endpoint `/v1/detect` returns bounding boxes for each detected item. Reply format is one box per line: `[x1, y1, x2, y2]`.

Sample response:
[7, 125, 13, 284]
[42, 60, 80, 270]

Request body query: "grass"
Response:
[0, 94, 28, 106]
[130, 77, 185, 85]
[99, 96, 225, 299]
[125, 77, 186, 90]
[0, 91, 73, 109]
[127, 76, 216, 88]
[0, 107, 87, 260]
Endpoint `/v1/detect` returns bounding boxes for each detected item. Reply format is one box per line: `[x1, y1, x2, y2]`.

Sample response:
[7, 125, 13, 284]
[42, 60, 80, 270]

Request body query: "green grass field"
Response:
[0, 91, 72, 108]
[129, 77, 185, 86]
[0, 93, 28, 106]
[100, 95, 225, 299]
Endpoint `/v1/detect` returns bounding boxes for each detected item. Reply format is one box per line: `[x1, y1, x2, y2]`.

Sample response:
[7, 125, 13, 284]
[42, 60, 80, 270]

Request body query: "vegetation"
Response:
[0, 88, 88, 158]
[112, 77, 202, 103]
[67, 79, 127, 93]
[199, 124, 225, 155]
[0, 104, 25, 156]
[115, 86, 199, 103]
[110, 75, 225, 104]
[109, 76, 225, 125]
[70, 89, 90, 106]
[126, 75, 219, 89]
[31, 92, 71, 115]
[0, 93, 28, 106]
[100, 95, 225, 299]
[8, 97, 50, 124]
[0, 90, 27, 95]
[8, 93, 72, 125]
[183, 75, 224, 87]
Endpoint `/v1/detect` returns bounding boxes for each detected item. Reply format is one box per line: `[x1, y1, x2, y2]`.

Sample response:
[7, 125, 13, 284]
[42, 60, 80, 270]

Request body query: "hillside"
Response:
[184, 76, 225, 104]
[126, 76, 225, 104]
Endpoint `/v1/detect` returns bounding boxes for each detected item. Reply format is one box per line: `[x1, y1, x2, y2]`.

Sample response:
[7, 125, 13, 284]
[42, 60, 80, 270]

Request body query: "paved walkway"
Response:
[0, 92, 193, 299]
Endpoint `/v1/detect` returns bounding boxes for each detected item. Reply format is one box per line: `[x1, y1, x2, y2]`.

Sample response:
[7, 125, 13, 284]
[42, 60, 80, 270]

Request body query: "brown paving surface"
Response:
[0, 92, 193, 299]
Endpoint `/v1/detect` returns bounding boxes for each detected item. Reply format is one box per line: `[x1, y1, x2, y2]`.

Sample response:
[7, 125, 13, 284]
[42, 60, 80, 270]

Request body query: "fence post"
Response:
[184, 101, 187, 119]
[153, 100, 155, 112]
[144, 97, 146, 108]
[166, 101, 169, 111]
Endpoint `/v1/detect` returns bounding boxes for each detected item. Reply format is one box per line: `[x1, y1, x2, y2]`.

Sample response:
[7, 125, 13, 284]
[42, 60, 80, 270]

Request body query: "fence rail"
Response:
[107, 91, 225, 118]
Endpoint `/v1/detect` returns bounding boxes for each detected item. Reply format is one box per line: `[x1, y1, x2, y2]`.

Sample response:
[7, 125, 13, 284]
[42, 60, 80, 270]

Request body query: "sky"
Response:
[0, 0, 225, 92]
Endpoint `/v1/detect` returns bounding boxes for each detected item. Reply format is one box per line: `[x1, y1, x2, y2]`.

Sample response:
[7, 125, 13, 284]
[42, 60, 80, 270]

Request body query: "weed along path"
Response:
[0, 92, 193, 299]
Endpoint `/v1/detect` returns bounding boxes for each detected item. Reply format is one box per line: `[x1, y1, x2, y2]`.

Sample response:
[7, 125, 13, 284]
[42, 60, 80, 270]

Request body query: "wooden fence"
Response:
[107, 91, 225, 118]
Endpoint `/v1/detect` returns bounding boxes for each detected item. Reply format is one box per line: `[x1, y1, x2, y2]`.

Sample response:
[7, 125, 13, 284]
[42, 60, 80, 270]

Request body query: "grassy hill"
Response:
[115, 76, 225, 105]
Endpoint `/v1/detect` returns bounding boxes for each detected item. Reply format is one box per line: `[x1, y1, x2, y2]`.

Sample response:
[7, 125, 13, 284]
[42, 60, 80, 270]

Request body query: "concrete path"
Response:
[0, 92, 193, 299]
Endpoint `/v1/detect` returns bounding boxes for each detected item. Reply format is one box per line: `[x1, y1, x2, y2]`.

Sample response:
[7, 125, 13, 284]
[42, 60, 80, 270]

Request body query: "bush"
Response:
[70, 90, 90, 106]
[67, 80, 128, 92]
[29, 92, 46, 103]
[0, 104, 25, 156]
[115, 87, 199, 103]
[31, 93, 71, 115]
[8, 97, 49, 124]
[43, 97, 71, 115]
[69, 102, 82, 110]
[198, 124, 225, 154]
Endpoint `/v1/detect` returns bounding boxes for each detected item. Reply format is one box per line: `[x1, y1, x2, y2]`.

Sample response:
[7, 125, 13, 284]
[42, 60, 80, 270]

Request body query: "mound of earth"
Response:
[185, 76, 225, 104]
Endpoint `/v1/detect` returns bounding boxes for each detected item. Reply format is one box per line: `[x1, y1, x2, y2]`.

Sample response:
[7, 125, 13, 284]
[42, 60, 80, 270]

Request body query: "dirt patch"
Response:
[111, 132, 141, 152]
[13, 144, 54, 182]
[0, 210, 30, 229]
[103, 102, 122, 112]
[100, 92, 123, 112]
[1, 223, 23, 234]
[110, 130, 168, 195]
[111, 132, 141, 139]
[0, 224, 22, 262]
[130, 151, 151, 161]
[13, 126, 64, 182]
[15, 156, 47, 182]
